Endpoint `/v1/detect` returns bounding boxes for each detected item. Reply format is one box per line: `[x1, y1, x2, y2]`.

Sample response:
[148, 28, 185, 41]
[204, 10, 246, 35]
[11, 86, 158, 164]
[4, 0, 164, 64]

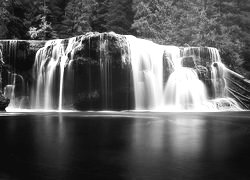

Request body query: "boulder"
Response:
[163, 51, 175, 86]
[181, 56, 196, 68]
[30, 32, 134, 110]
[0, 94, 9, 111]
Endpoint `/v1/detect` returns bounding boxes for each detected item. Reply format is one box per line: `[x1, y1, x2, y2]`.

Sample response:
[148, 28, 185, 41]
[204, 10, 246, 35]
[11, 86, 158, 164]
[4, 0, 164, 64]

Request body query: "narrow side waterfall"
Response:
[99, 35, 112, 108]
[32, 38, 77, 110]
[1, 40, 26, 110]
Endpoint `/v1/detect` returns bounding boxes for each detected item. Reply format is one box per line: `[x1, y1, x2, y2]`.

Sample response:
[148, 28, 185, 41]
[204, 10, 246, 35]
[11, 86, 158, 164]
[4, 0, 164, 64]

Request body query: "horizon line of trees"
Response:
[0, 0, 250, 77]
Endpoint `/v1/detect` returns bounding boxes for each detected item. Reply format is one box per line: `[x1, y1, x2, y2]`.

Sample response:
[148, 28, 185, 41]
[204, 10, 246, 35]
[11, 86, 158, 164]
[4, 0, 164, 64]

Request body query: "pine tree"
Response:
[105, 0, 134, 34]
[50, 0, 69, 38]
[26, 0, 57, 40]
[0, 0, 27, 39]
[60, 0, 95, 37]
[132, 0, 250, 76]
[90, 0, 109, 32]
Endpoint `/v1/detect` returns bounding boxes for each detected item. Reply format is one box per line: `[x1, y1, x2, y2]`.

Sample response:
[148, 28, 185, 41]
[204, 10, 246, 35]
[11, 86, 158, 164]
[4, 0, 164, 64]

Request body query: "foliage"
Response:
[60, 0, 95, 37]
[28, 16, 57, 40]
[105, 0, 134, 34]
[0, 0, 249, 76]
[0, 0, 27, 38]
[90, 0, 134, 34]
[132, 0, 250, 76]
[25, 0, 58, 39]
[90, 0, 109, 32]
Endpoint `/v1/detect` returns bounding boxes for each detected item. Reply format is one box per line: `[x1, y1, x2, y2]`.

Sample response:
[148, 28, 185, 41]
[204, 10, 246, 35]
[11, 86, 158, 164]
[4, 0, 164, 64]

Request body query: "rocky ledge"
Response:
[0, 93, 9, 111]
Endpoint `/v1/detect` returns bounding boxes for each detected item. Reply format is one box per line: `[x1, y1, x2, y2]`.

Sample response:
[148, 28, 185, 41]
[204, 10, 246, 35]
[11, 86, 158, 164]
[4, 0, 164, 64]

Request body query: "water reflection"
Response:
[131, 116, 206, 157]
[169, 118, 206, 158]
[131, 118, 166, 154]
[32, 114, 70, 178]
[0, 112, 249, 179]
[127, 113, 247, 179]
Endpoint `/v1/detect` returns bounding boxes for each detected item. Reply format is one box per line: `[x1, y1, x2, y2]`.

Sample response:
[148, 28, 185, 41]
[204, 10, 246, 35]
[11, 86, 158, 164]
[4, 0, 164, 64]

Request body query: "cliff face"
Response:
[0, 32, 249, 110]
[69, 33, 134, 110]
[0, 40, 45, 72]
[0, 40, 45, 110]
[31, 32, 134, 110]
[0, 48, 9, 110]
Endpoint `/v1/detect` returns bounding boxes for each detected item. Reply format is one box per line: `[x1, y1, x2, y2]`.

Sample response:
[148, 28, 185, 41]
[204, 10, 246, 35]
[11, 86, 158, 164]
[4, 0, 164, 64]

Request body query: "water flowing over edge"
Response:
[0, 32, 247, 112]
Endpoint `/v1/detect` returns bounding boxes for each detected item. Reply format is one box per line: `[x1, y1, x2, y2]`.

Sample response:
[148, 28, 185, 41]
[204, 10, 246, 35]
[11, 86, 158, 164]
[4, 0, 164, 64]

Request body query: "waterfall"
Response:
[164, 67, 207, 110]
[99, 34, 112, 109]
[1, 33, 245, 111]
[32, 38, 78, 110]
[2, 40, 26, 110]
[126, 35, 166, 110]
[126, 37, 239, 111]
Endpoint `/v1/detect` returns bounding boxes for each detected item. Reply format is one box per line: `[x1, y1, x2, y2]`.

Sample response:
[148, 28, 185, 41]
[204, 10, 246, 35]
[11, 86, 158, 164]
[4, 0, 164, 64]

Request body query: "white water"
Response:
[126, 37, 235, 111]
[164, 67, 207, 110]
[32, 38, 78, 110]
[126, 36, 167, 109]
[99, 35, 111, 108]
[3, 34, 242, 111]
[2, 40, 26, 110]
[59, 37, 77, 110]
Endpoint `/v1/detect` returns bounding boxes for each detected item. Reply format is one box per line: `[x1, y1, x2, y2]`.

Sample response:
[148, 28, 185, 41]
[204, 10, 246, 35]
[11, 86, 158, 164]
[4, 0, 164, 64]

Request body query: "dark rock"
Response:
[0, 40, 45, 72]
[73, 91, 101, 110]
[196, 65, 208, 80]
[182, 56, 196, 68]
[163, 51, 175, 86]
[32, 32, 134, 110]
[0, 93, 9, 111]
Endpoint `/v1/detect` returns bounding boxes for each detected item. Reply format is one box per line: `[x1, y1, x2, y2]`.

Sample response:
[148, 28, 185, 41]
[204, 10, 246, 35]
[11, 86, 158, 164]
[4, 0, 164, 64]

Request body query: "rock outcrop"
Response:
[31, 32, 134, 110]
[0, 47, 9, 111]
[0, 94, 9, 111]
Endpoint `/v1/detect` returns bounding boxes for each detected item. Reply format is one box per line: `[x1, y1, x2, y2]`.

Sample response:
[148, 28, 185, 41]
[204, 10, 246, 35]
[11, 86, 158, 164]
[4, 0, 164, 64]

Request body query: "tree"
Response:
[132, 0, 250, 76]
[28, 16, 57, 40]
[90, 0, 109, 32]
[26, 0, 57, 39]
[60, 0, 95, 37]
[0, 0, 27, 39]
[105, 0, 134, 34]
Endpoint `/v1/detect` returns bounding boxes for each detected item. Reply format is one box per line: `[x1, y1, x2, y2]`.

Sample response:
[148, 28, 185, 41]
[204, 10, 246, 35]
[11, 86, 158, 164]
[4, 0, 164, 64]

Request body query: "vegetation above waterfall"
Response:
[0, 0, 250, 77]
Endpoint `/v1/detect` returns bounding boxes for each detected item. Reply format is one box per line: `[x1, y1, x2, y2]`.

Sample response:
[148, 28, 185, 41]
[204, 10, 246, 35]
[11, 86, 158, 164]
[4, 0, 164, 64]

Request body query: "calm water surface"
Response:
[0, 111, 250, 180]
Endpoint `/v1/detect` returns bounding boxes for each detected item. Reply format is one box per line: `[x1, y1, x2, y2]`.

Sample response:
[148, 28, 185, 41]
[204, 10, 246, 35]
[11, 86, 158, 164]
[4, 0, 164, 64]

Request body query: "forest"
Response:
[0, 0, 250, 77]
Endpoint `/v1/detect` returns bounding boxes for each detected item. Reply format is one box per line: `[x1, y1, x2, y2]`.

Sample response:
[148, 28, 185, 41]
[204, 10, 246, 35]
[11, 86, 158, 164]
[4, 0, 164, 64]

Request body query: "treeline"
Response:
[0, 0, 250, 76]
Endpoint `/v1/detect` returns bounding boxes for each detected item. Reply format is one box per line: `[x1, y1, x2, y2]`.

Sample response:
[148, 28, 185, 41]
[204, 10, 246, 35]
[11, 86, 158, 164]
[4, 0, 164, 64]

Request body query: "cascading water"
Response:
[4, 72, 24, 109]
[126, 37, 240, 111]
[31, 33, 133, 111]
[32, 38, 78, 110]
[99, 35, 112, 109]
[1, 33, 246, 111]
[126, 35, 166, 109]
[1, 40, 26, 110]
[163, 67, 208, 110]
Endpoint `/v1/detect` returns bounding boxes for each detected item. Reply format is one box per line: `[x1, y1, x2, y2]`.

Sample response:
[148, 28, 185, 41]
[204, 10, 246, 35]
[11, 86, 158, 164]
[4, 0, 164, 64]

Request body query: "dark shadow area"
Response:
[0, 111, 250, 179]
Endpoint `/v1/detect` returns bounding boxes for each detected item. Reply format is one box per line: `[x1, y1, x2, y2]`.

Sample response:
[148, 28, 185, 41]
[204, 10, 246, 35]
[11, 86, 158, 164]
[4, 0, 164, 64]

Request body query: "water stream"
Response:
[1, 34, 244, 111]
